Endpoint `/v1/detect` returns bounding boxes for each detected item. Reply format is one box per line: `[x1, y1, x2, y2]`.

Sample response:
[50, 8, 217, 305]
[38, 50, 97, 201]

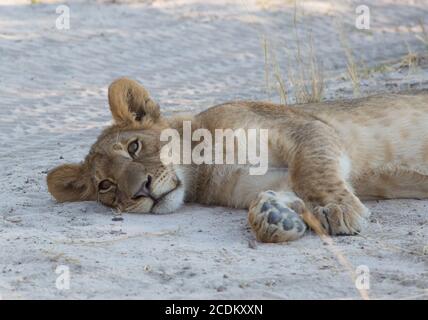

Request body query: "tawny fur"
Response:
[47, 78, 428, 242]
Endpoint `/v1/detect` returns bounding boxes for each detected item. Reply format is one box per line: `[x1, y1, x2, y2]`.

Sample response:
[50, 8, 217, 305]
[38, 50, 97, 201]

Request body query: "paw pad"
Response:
[248, 192, 307, 243]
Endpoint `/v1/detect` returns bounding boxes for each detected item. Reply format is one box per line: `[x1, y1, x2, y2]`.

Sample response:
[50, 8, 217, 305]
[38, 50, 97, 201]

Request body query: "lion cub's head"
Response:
[47, 78, 185, 214]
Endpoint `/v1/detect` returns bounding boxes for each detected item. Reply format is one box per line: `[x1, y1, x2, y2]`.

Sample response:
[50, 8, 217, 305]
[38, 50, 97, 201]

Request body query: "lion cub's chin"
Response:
[151, 184, 185, 214]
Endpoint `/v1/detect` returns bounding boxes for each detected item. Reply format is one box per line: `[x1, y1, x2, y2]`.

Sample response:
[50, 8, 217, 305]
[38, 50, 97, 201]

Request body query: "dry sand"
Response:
[0, 0, 427, 299]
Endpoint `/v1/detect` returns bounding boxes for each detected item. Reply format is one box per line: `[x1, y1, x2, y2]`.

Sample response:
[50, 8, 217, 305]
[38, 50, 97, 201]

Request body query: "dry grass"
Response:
[360, 61, 394, 78]
[394, 20, 428, 74]
[301, 209, 370, 300]
[338, 24, 361, 96]
[285, 44, 324, 104]
[261, 4, 426, 103]
[262, 37, 288, 104]
[399, 51, 422, 71]
[272, 53, 289, 104]
[289, 1, 324, 104]
[262, 1, 324, 105]
[262, 37, 271, 100]
[397, 39, 426, 74]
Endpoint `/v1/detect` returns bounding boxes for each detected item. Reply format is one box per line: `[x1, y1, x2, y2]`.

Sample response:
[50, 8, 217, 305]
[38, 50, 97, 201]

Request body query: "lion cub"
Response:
[47, 78, 428, 242]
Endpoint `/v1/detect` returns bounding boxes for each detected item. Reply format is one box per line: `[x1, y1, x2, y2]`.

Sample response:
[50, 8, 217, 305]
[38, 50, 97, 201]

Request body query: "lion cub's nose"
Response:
[132, 175, 152, 199]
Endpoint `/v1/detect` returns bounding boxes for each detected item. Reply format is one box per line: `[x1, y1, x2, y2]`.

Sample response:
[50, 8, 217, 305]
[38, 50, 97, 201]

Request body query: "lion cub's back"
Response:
[308, 90, 428, 174]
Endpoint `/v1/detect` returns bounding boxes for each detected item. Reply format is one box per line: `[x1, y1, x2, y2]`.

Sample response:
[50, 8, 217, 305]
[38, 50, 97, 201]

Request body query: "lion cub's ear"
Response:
[108, 77, 160, 125]
[47, 164, 95, 202]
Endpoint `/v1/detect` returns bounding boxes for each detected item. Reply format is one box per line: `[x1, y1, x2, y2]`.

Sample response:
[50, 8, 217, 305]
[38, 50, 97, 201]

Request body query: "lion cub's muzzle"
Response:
[123, 167, 180, 213]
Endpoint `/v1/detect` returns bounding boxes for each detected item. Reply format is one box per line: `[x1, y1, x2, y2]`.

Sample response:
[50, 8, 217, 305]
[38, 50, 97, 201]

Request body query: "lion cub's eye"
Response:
[127, 140, 140, 157]
[99, 180, 113, 192]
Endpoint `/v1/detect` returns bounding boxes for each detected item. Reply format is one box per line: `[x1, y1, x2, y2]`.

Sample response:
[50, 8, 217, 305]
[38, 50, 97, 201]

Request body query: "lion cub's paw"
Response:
[313, 199, 370, 236]
[248, 191, 307, 243]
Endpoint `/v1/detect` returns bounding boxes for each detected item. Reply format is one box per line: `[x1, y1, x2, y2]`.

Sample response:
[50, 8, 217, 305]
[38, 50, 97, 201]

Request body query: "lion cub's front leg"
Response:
[291, 158, 370, 236]
[248, 191, 307, 242]
[288, 127, 370, 236]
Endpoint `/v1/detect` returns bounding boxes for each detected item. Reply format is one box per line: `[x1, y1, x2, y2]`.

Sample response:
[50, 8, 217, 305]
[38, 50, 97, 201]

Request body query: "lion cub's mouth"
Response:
[127, 178, 182, 213]
[155, 179, 181, 202]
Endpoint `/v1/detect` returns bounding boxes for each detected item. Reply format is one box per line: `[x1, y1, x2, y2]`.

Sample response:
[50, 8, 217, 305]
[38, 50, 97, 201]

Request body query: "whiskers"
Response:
[124, 199, 154, 213]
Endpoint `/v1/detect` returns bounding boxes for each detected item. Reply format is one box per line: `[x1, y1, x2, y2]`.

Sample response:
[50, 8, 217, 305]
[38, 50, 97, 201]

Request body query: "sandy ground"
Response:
[0, 0, 427, 299]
